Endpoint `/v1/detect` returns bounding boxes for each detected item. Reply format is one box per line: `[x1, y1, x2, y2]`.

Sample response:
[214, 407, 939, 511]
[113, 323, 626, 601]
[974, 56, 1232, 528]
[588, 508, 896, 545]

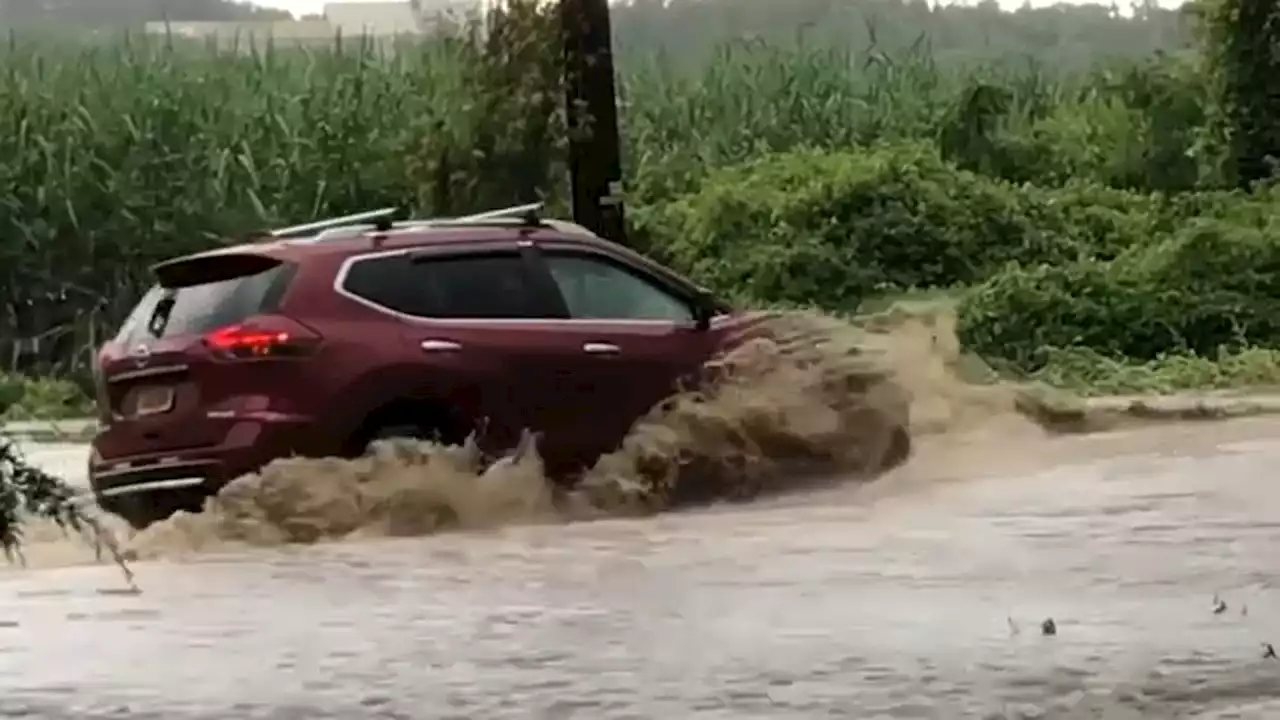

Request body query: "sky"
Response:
[259, 0, 1186, 20]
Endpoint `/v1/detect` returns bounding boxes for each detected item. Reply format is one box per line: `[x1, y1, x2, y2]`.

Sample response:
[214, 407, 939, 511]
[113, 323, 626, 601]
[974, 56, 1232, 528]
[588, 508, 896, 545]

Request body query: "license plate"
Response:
[133, 386, 174, 416]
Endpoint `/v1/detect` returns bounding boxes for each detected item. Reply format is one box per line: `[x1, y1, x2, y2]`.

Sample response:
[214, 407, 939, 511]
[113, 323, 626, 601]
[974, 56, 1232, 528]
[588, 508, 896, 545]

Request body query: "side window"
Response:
[544, 253, 694, 322]
[342, 252, 550, 319]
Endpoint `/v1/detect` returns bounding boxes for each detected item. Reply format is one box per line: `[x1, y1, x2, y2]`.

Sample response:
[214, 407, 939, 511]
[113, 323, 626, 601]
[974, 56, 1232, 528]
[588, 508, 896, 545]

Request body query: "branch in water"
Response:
[0, 431, 136, 589]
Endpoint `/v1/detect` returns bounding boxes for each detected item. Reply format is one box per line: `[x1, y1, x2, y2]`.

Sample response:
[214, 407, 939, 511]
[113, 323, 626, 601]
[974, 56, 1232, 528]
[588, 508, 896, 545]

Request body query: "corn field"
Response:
[0, 2, 1212, 383]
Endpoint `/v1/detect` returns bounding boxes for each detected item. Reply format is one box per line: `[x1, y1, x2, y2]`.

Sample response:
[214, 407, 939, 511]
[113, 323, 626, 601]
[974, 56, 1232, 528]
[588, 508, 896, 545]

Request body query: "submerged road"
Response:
[3, 419, 1280, 718]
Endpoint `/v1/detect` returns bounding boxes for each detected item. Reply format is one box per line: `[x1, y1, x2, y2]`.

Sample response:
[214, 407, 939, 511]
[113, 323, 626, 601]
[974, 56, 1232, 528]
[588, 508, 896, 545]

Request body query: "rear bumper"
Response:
[88, 415, 312, 502]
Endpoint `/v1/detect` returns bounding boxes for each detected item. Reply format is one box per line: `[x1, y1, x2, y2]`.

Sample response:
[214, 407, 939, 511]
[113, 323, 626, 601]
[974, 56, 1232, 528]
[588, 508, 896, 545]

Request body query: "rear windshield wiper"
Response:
[146, 293, 177, 338]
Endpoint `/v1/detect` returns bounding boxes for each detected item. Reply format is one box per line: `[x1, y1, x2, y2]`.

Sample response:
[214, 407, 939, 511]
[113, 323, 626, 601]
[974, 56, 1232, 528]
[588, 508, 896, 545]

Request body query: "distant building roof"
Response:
[143, 19, 336, 40]
[143, 1, 491, 42]
[322, 2, 423, 36]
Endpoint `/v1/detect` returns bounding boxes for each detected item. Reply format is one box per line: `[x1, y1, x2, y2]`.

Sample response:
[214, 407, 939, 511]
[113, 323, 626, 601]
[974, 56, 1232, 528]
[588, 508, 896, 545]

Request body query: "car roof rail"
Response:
[269, 207, 401, 239]
[311, 223, 380, 242]
[272, 202, 550, 244]
[392, 202, 545, 231]
[451, 202, 544, 225]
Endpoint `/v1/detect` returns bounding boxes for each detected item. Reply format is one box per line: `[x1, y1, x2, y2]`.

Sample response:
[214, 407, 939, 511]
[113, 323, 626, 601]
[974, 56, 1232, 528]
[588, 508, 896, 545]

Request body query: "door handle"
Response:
[582, 342, 620, 355]
[421, 339, 462, 352]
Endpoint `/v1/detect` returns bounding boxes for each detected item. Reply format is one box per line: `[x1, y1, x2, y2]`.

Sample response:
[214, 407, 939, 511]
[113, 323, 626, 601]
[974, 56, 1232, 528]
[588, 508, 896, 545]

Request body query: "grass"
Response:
[856, 292, 1280, 402]
[1028, 346, 1280, 397]
[0, 374, 95, 422]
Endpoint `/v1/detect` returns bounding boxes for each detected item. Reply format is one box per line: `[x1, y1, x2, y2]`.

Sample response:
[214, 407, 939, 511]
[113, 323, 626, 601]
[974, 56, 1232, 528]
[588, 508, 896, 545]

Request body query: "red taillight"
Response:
[203, 318, 320, 359]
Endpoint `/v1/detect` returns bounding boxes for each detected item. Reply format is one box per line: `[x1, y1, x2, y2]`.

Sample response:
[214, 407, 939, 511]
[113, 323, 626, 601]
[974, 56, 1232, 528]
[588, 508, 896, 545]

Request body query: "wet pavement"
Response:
[16, 440, 91, 491]
[4, 420, 1280, 719]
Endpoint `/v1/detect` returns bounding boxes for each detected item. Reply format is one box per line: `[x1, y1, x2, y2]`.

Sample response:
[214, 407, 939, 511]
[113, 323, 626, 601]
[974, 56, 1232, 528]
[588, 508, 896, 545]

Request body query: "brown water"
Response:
[3, 309, 1279, 718]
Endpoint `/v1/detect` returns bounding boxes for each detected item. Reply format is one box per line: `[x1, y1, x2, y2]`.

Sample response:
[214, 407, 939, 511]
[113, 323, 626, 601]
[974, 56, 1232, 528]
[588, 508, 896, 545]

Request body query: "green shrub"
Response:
[957, 212, 1280, 372]
[1031, 345, 1280, 396]
[638, 144, 1086, 310]
[0, 376, 23, 416]
[0, 373, 95, 421]
[1023, 182, 1166, 260]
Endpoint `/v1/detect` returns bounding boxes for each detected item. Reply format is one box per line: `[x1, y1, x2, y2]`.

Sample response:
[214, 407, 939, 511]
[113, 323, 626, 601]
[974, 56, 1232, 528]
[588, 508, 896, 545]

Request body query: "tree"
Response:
[1192, 0, 1280, 187]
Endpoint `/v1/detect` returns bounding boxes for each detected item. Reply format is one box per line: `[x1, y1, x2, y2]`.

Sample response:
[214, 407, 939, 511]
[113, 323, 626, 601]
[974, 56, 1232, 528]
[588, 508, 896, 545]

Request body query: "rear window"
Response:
[114, 263, 295, 344]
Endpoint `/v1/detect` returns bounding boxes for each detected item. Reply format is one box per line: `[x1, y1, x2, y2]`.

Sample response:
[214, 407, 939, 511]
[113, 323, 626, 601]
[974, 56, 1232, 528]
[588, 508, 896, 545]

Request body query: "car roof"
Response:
[153, 218, 678, 276]
[159, 221, 589, 264]
[153, 221, 714, 301]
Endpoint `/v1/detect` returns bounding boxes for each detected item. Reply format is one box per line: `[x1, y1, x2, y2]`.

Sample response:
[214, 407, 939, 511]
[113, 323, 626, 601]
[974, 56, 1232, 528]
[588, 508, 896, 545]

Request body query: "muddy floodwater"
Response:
[2, 416, 1279, 719]
[4, 313, 1280, 718]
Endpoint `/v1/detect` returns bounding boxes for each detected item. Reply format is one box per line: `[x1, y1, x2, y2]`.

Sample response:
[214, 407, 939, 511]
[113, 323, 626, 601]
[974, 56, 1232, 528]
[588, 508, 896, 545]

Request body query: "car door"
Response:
[527, 244, 726, 466]
[336, 242, 580, 460]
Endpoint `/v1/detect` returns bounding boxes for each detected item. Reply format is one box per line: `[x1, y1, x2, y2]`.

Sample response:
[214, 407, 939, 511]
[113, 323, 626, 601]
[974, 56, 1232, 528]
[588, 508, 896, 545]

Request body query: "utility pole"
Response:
[560, 0, 627, 245]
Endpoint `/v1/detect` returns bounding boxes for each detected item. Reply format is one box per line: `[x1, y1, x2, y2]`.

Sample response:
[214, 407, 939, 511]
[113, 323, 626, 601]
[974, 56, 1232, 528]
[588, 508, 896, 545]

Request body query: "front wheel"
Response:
[98, 489, 205, 531]
[881, 425, 912, 470]
[362, 424, 432, 455]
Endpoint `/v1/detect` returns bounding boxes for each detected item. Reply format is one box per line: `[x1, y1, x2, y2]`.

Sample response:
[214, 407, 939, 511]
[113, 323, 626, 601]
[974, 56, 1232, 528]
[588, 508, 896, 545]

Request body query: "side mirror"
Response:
[691, 291, 716, 331]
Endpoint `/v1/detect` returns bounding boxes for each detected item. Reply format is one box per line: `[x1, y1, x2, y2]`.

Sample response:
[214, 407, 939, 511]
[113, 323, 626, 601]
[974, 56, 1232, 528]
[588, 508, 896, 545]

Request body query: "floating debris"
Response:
[1041, 618, 1057, 636]
[96, 586, 142, 597]
[1007, 616, 1020, 636]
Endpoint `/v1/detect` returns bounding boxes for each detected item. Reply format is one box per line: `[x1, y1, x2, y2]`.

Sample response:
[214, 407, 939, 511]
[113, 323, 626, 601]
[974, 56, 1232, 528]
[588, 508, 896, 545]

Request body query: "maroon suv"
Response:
[90, 204, 907, 528]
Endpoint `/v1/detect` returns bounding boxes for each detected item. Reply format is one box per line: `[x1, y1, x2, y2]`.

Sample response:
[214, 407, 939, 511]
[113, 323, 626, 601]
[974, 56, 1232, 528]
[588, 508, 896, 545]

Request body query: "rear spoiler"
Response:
[151, 251, 283, 289]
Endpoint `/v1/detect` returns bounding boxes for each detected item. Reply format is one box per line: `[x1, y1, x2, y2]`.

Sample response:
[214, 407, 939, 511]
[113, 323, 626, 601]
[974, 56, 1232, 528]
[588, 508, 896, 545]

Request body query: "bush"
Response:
[957, 212, 1280, 372]
[638, 144, 1086, 310]
[1022, 182, 1168, 260]
[1031, 346, 1280, 396]
[0, 373, 95, 421]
